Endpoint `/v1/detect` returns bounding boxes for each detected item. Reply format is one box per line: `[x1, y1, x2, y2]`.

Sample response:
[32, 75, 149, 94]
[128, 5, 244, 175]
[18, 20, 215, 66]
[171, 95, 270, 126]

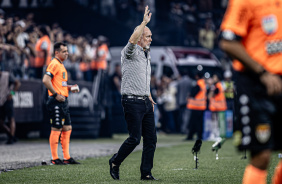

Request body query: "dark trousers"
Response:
[187, 110, 204, 140]
[113, 97, 157, 176]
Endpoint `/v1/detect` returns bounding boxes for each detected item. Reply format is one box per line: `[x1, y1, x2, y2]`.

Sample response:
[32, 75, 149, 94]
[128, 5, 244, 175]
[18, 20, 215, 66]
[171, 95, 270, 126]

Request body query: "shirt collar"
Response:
[55, 57, 63, 64]
[137, 44, 150, 53]
[136, 44, 143, 51]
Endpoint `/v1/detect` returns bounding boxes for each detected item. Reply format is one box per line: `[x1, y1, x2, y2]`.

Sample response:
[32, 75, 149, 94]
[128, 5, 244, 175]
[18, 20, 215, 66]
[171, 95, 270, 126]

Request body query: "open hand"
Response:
[143, 6, 152, 24]
[260, 72, 282, 96]
[149, 96, 156, 111]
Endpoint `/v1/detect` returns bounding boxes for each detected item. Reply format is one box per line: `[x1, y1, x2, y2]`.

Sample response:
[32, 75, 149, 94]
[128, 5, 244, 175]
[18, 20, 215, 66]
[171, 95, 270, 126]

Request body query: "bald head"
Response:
[138, 27, 152, 50]
[134, 25, 150, 34]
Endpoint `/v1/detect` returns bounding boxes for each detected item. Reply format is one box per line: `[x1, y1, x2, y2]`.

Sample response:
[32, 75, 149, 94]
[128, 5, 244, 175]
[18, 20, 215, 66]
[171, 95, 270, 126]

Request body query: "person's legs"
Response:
[50, 128, 61, 160]
[0, 119, 12, 137]
[1, 100, 16, 144]
[111, 98, 145, 165]
[242, 150, 270, 184]
[272, 95, 282, 184]
[46, 96, 65, 164]
[195, 110, 204, 140]
[8, 117, 16, 137]
[6, 99, 15, 138]
[0, 104, 11, 137]
[140, 99, 157, 177]
[187, 110, 197, 140]
[235, 73, 274, 184]
[61, 125, 72, 160]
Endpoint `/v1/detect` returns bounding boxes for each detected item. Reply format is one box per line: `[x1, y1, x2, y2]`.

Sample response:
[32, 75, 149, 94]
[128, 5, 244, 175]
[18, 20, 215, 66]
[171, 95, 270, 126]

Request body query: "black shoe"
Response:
[141, 175, 158, 180]
[51, 159, 66, 165]
[63, 157, 80, 164]
[109, 157, 119, 180]
[6, 138, 14, 145]
[12, 136, 18, 143]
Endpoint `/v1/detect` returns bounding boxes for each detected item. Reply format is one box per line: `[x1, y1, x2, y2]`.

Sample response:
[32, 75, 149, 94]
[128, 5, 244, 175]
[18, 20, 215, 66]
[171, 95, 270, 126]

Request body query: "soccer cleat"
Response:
[63, 157, 80, 164]
[51, 159, 66, 165]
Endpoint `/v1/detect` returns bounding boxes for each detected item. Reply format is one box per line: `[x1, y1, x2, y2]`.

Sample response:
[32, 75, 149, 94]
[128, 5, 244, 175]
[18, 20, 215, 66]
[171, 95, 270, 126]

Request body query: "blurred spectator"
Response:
[176, 73, 193, 134]
[14, 21, 28, 49]
[158, 76, 177, 133]
[0, 9, 5, 24]
[23, 27, 37, 78]
[5, 16, 14, 35]
[222, 70, 234, 110]
[208, 73, 227, 112]
[199, 18, 216, 50]
[91, 35, 109, 77]
[31, 25, 51, 79]
[110, 63, 121, 104]
[79, 54, 92, 81]
[24, 13, 35, 29]
[150, 74, 159, 130]
[207, 73, 227, 138]
[64, 55, 80, 81]
[0, 70, 21, 144]
[185, 72, 206, 140]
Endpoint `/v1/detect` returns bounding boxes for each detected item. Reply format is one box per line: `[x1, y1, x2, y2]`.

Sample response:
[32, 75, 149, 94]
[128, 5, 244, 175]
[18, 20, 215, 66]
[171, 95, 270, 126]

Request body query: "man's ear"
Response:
[138, 35, 143, 43]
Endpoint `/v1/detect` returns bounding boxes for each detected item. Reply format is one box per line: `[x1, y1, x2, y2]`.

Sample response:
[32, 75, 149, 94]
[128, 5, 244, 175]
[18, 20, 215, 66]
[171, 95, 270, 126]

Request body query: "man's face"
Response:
[140, 27, 152, 50]
[56, 45, 68, 61]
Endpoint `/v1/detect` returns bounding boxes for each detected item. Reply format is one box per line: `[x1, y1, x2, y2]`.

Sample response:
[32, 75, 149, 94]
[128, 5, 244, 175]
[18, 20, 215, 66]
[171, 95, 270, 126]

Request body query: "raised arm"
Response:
[129, 5, 152, 44]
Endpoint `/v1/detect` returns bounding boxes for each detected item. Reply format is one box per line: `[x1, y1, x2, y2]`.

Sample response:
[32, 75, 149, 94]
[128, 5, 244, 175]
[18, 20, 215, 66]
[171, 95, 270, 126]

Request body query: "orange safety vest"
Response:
[187, 79, 207, 110]
[92, 43, 108, 70]
[80, 61, 90, 72]
[209, 82, 227, 112]
[35, 35, 52, 68]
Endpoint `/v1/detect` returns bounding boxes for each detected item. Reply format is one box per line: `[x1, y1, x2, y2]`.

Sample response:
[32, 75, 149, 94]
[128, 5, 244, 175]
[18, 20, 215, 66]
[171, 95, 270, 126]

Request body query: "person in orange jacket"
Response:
[185, 71, 206, 140]
[208, 74, 227, 112]
[208, 73, 227, 138]
[91, 36, 109, 78]
[32, 25, 52, 79]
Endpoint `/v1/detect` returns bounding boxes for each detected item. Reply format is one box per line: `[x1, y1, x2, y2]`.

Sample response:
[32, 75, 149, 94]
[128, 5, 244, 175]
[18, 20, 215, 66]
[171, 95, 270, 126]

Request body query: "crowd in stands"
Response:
[77, 0, 231, 70]
[0, 1, 234, 138]
[169, 0, 227, 48]
[76, 0, 227, 49]
[0, 10, 111, 82]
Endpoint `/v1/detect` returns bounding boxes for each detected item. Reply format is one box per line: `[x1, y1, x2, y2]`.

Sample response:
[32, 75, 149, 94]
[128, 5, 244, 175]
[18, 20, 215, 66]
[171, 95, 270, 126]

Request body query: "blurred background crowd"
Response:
[0, 0, 235, 141]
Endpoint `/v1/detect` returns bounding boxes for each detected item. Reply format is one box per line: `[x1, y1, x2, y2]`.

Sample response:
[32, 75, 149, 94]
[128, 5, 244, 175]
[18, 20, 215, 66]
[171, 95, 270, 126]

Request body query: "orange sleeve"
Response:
[220, 0, 252, 37]
[46, 61, 59, 77]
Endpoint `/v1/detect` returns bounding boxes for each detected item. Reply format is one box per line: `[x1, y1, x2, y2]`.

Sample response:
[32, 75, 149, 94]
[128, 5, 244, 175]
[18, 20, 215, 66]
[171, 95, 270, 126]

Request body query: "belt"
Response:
[122, 95, 148, 100]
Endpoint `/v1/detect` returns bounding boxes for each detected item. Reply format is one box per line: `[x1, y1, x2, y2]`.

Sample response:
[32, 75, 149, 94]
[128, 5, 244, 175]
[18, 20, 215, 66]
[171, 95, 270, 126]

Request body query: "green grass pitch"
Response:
[0, 135, 279, 184]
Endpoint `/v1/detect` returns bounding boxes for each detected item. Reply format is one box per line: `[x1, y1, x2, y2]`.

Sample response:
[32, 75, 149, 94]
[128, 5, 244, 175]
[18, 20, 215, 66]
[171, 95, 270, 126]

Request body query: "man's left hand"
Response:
[149, 96, 156, 111]
[70, 84, 80, 93]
